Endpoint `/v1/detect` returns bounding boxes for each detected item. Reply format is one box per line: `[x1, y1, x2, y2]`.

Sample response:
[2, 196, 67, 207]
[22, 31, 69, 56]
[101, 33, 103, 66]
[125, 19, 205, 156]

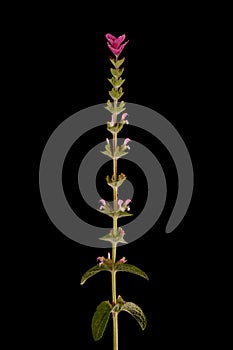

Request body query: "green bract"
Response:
[104, 100, 126, 115]
[109, 87, 124, 100]
[108, 77, 125, 89]
[106, 173, 127, 189]
[98, 207, 133, 219]
[110, 67, 124, 79]
[107, 121, 125, 134]
[100, 142, 113, 158]
[114, 145, 128, 159]
[99, 228, 127, 245]
[110, 57, 125, 68]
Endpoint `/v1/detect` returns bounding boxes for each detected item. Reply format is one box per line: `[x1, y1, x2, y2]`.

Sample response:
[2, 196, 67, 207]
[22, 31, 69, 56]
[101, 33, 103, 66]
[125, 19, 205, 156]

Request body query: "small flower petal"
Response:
[118, 199, 124, 207]
[110, 115, 114, 127]
[124, 138, 131, 145]
[97, 256, 104, 265]
[118, 199, 125, 211]
[121, 113, 128, 120]
[124, 199, 131, 206]
[99, 199, 106, 206]
[119, 227, 125, 236]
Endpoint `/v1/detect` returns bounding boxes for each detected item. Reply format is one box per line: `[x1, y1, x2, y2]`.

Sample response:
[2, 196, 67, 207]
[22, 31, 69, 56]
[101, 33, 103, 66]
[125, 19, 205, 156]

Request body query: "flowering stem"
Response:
[81, 34, 150, 349]
[111, 260, 117, 303]
[113, 133, 117, 181]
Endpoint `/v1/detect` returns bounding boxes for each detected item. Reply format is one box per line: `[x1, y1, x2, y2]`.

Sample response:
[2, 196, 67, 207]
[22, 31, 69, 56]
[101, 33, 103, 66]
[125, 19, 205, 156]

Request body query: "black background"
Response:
[16, 4, 223, 349]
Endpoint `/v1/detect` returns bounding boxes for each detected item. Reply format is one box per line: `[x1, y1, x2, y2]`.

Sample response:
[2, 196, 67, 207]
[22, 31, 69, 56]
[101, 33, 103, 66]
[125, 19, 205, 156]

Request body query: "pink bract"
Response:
[106, 33, 129, 58]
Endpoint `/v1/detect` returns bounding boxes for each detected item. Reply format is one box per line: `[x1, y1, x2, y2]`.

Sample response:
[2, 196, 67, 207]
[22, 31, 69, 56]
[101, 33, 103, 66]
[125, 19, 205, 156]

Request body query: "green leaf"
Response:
[92, 301, 112, 341]
[121, 302, 147, 330]
[80, 264, 111, 285]
[115, 263, 149, 280]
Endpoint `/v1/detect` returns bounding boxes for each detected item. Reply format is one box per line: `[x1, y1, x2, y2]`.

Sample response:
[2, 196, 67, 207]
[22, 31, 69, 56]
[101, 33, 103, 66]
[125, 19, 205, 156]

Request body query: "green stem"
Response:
[113, 311, 118, 350]
[112, 103, 118, 350]
[112, 243, 117, 349]
[112, 126, 118, 302]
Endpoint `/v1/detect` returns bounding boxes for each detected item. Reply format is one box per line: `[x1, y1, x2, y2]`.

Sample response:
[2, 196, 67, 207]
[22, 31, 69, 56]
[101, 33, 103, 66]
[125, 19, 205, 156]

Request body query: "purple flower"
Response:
[120, 257, 127, 264]
[123, 138, 131, 150]
[118, 199, 132, 212]
[119, 227, 125, 237]
[108, 252, 111, 260]
[121, 113, 129, 124]
[118, 199, 124, 211]
[106, 33, 129, 58]
[124, 199, 131, 206]
[106, 138, 110, 145]
[97, 256, 104, 265]
[110, 115, 115, 127]
[99, 199, 106, 210]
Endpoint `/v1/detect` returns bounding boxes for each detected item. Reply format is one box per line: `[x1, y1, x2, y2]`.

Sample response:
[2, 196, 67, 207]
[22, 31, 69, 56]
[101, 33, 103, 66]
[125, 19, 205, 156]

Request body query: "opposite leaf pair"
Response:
[92, 298, 147, 341]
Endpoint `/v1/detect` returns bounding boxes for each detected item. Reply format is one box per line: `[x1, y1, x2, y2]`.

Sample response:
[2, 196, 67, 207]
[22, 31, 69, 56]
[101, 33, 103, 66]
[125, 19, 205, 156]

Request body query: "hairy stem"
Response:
[113, 311, 118, 350]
